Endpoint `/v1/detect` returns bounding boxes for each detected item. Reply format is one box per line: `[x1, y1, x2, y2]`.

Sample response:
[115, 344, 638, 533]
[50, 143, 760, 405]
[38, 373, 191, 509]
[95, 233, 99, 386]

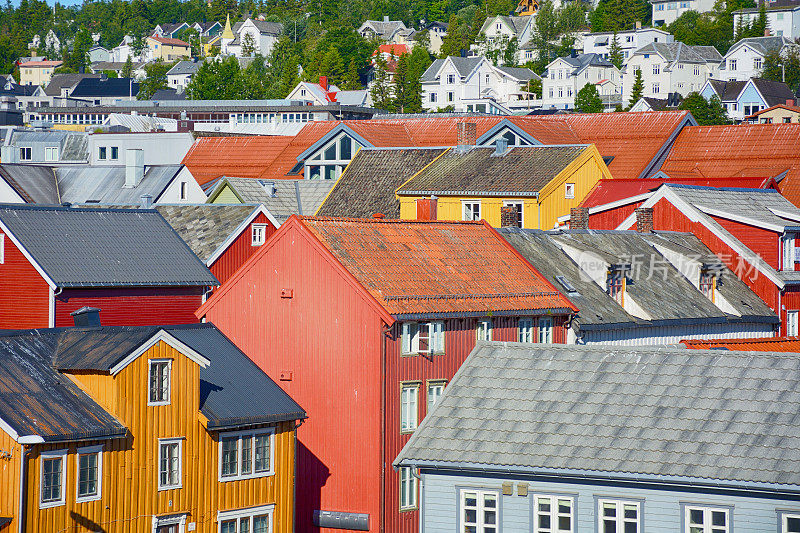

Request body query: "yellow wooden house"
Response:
[395, 143, 613, 230]
[0, 316, 305, 533]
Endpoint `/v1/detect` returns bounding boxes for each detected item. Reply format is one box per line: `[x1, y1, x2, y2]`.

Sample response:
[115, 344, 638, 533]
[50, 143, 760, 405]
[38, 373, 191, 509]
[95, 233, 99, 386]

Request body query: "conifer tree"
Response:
[628, 68, 644, 109]
[608, 32, 623, 69]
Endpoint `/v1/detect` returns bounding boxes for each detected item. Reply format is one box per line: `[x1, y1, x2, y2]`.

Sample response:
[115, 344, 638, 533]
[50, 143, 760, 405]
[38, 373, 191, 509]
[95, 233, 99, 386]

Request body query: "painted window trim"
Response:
[217, 504, 275, 533]
[538, 316, 553, 344]
[778, 509, 800, 533]
[459, 487, 501, 533]
[532, 492, 577, 533]
[564, 183, 575, 200]
[518, 318, 534, 343]
[217, 427, 276, 482]
[476, 318, 493, 342]
[148, 359, 172, 406]
[594, 496, 644, 533]
[680, 502, 733, 533]
[503, 200, 525, 227]
[426, 380, 447, 413]
[399, 465, 418, 511]
[401, 321, 445, 356]
[788, 310, 799, 336]
[152, 513, 187, 533]
[157, 437, 184, 491]
[75, 445, 103, 503]
[251, 223, 268, 246]
[400, 381, 420, 434]
[40, 449, 68, 509]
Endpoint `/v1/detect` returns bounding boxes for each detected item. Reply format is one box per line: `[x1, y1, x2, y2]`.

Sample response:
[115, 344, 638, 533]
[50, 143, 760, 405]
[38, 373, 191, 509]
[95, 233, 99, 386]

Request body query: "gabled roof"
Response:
[208, 177, 334, 222]
[0, 205, 218, 288]
[18, 60, 62, 68]
[550, 53, 613, 73]
[56, 165, 184, 205]
[44, 73, 101, 96]
[479, 14, 530, 36]
[705, 79, 747, 102]
[494, 66, 539, 81]
[725, 35, 794, 58]
[316, 147, 448, 218]
[682, 337, 800, 351]
[635, 42, 722, 64]
[167, 59, 203, 76]
[70, 77, 139, 97]
[421, 56, 485, 82]
[359, 19, 407, 37]
[0, 164, 58, 203]
[747, 103, 800, 118]
[244, 19, 283, 35]
[396, 145, 592, 196]
[300, 217, 576, 317]
[750, 77, 796, 108]
[148, 36, 190, 47]
[183, 136, 295, 185]
[395, 342, 800, 490]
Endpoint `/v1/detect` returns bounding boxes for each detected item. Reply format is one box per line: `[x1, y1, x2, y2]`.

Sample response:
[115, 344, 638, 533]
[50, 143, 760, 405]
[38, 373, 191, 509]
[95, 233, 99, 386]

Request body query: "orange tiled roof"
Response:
[660, 123, 800, 206]
[301, 217, 577, 316]
[149, 36, 190, 46]
[746, 103, 800, 119]
[19, 60, 62, 67]
[257, 122, 339, 180]
[182, 136, 294, 185]
[681, 337, 800, 352]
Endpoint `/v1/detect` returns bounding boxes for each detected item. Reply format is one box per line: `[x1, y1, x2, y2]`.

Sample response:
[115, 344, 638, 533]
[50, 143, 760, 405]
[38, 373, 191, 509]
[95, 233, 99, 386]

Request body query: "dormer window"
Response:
[606, 264, 629, 305]
[783, 233, 796, 272]
[699, 263, 723, 302]
[148, 359, 171, 405]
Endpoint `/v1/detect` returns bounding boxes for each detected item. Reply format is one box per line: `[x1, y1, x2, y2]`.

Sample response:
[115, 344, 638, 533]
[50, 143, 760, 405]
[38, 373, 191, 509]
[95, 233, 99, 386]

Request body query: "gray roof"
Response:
[10, 130, 88, 162]
[751, 77, 796, 107]
[156, 204, 262, 262]
[553, 53, 613, 73]
[0, 164, 58, 203]
[249, 20, 283, 35]
[479, 15, 529, 37]
[167, 60, 203, 76]
[0, 205, 217, 287]
[210, 177, 335, 223]
[395, 342, 800, 489]
[495, 66, 540, 81]
[44, 73, 100, 96]
[636, 42, 722, 64]
[498, 228, 776, 332]
[422, 57, 484, 82]
[56, 165, 182, 205]
[706, 79, 748, 101]
[360, 19, 407, 37]
[727, 36, 794, 57]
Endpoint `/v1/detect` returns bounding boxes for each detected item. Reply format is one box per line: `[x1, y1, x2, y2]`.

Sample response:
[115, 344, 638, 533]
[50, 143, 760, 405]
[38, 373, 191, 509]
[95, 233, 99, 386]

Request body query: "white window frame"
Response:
[781, 511, 800, 533]
[110, 146, 119, 160]
[598, 499, 640, 533]
[683, 505, 730, 533]
[518, 318, 534, 343]
[399, 466, 418, 511]
[476, 319, 493, 342]
[152, 513, 187, 533]
[400, 382, 419, 433]
[427, 380, 446, 412]
[44, 146, 58, 162]
[462, 200, 481, 221]
[75, 445, 103, 503]
[148, 359, 172, 406]
[217, 504, 274, 533]
[218, 427, 276, 482]
[783, 233, 795, 271]
[564, 183, 575, 199]
[19, 146, 32, 161]
[179, 181, 187, 201]
[788, 310, 798, 336]
[158, 438, 183, 490]
[534, 493, 574, 533]
[304, 132, 360, 181]
[251, 224, 267, 246]
[460, 489, 499, 533]
[538, 317, 553, 344]
[401, 321, 445, 355]
[447, 74, 456, 84]
[40, 449, 67, 508]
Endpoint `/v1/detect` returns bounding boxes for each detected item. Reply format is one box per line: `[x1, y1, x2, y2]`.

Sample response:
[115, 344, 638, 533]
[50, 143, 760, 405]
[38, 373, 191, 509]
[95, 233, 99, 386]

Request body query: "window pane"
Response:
[42, 457, 62, 502]
[220, 520, 236, 533]
[255, 434, 270, 472]
[558, 516, 571, 531]
[689, 509, 704, 525]
[604, 520, 616, 533]
[222, 437, 238, 476]
[78, 453, 98, 496]
[253, 515, 269, 533]
[788, 517, 800, 533]
[339, 135, 352, 159]
[464, 492, 477, 507]
[623, 504, 637, 519]
[240, 517, 250, 533]
[711, 511, 726, 526]
[624, 523, 638, 533]
[323, 143, 337, 160]
[241, 435, 253, 474]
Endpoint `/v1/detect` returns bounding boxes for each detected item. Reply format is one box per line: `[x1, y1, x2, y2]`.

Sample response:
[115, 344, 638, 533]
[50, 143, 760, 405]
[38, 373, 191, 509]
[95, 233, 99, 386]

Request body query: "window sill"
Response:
[39, 499, 66, 509]
[399, 506, 419, 513]
[219, 470, 275, 482]
[148, 401, 171, 407]
[76, 494, 101, 504]
[400, 428, 417, 435]
[158, 484, 183, 491]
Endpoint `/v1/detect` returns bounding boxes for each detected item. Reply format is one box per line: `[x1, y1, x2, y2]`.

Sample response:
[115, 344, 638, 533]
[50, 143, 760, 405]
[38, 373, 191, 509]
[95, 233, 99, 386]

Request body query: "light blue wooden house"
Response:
[699, 77, 795, 122]
[394, 342, 800, 533]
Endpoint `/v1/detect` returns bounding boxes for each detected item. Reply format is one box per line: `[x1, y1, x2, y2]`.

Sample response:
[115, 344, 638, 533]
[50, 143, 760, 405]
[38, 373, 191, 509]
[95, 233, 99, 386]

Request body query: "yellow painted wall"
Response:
[17, 340, 296, 533]
[0, 426, 21, 531]
[209, 184, 243, 204]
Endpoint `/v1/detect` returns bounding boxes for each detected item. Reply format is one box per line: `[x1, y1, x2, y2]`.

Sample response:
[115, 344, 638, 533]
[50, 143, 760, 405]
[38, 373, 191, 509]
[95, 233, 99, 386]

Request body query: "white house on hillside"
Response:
[651, 0, 716, 27]
[475, 15, 534, 65]
[221, 16, 283, 57]
[286, 78, 372, 107]
[734, 5, 800, 40]
[543, 53, 621, 109]
[622, 41, 722, 104]
[720, 36, 796, 82]
[581, 27, 673, 63]
[420, 56, 539, 112]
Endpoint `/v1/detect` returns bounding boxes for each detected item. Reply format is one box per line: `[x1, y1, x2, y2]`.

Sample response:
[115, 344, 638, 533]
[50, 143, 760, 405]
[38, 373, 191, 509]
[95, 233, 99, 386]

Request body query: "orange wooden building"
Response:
[0, 310, 304, 533]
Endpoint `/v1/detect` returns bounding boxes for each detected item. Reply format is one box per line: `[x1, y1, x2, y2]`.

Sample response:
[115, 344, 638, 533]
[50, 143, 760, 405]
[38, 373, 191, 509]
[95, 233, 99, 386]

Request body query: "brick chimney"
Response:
[457, 122, 477, 148]
[501, 205, 518, 228]
[570, 207, 589, 230]
[635, 207, 654, 233]
[319, 76, 328, 91]
[416, 197, 438, 221]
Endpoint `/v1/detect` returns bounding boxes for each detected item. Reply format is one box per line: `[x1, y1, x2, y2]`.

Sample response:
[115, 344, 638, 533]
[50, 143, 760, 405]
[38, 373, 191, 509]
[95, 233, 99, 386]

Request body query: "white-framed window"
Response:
[461, 489, 498, 533]
[788, 310, 798, 336]
[305, 133, 362, 181]
[447, 91, 454, 102]
[110, 146, 119, 160]
[158, 438, 183, 490]
[476, 319, 492, 341]
[538, 317, 553, 344]
[700, 271, 715, 302]
[447, 74, 456, 84]
[179, 182, 187, 200]
[430, 92, 437, 102]
[148, 359, 171, 405]
[44, 147, 58, 161]
[502, 201, 524, 228]
[652, 83, 660, 94]
[534, 494, 574, 532]
[783, 233, 796, 271]
[694, 65, 701, 76]
[652, 64, 660, 75]
[598, 499, 640, 533]
[401, 321, 445, 354]
[518, 318, 534, 342]
[427, 380, 445, 411]
[684, 505, 729, 533]
[19, 147, 32, 161]
[98, 146, 107, 160]
[754, 57, 762, 70]
[40, 449, 67, 508]
[252, 224, 267, 246]
[781, 511, 800, 533]
[564, 183, 575, 199]
[485, 73, 490, 84]
[153, 513, 187, 533]
[462, 201, 481, 221]
[219, 428, 275, 481]
[399, 466, 418, 510]
[728, 59, 737, 71]
[400, 383, 419, 433]
[76, 445, 102, 502]
[218, 504, 274, 533]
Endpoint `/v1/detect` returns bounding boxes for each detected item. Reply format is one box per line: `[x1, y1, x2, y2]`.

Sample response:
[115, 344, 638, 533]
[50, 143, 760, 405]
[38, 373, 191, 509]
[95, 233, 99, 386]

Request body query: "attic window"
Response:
[565, 183, 575, 199]
[251, 224, 267, 246]
[606, 264, 630, 305]
[700, 263, 723, 303]
[555, 275, 577, 294]
[148, 359, 171, 405]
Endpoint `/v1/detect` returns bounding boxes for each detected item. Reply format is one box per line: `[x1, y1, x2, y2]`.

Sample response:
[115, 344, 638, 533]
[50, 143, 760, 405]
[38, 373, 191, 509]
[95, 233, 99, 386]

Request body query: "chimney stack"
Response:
[416, 196, 438, 221]
[500, 205, 518, 228]
[124, 148, 144, 188]
[635, 207, 654, 233]
[71, 306, 101, 327]
[788, 99, 796, 106]
[570, 207, 589, 230]
[457, 122, 477, 149]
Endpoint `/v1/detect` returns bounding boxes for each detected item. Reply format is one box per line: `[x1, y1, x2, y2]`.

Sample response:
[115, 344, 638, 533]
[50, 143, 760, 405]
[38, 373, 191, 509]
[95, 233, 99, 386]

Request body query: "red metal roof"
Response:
[681, 337, 800, 352]
[372, 44, 410, 56]
[19, 60, 62, 67]
[182, 136, 295, 185]
[257, 122, 339, 180]
[746, 103, 800, 119]
[300, 217, 577, 316]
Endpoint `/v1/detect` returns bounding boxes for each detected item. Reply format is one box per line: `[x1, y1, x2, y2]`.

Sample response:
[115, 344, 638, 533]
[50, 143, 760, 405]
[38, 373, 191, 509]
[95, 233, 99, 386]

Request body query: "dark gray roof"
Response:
[636, 42, 722, 64]
[751, 77, 796, 107]
[167, 60, 203, 76]
[495, 66, 540, 81]
[56, 165, 183, 205]
[44, 73, 100, 96]
[0, 205, 218, 287]
[0, 164, 58, 203]
[397, 145, 587, 196]
[316, 147, 447, 218]
[70, 77, 139, 98]
[151, 88, 186, 101]
[396, 342, 800, 489]
[553, 53, 613, 72]
[209, 178, 335, 223]
[156, 204, 262, 262]
[250, 20, 283, 35]
[10, 130, 88, 162]
[706, 79, 747, 101]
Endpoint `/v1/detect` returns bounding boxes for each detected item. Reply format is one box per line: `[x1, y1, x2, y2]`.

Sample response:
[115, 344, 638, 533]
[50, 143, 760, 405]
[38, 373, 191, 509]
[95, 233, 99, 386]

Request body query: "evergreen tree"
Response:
[628, 68, 644, 108]
[678, 92, 730, 125]
[121, 56, 134, 79]
[341, 58, 361, 90]
[438, 14, 461, 58]
[242, 33, 256, 57]
[608, 32, 623, 69]
[370, 53, 394, 111]
[137, 60, 171, 100]
[762, 49, 800, 92]
[574, 82, 603, 113]
[752, 2, 768, 37]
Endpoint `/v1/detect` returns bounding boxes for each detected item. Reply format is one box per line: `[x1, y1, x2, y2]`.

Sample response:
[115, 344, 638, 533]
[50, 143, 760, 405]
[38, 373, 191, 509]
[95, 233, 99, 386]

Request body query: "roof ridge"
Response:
[301, 216, 485, 224]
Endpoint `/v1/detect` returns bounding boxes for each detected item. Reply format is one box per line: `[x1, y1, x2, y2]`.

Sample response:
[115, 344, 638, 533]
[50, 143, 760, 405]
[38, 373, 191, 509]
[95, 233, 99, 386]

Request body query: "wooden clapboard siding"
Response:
[0, 231, 51, 329]
[209, 213, 277, 287]
[0, 426, 21, 531]
[20, 340, 296, 533]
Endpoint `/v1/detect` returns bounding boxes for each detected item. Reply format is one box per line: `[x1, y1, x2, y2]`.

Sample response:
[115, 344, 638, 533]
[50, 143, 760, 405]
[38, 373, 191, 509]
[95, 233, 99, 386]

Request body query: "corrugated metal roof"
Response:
[0, 205, 218, 287]
[183, 136, 295, 185]
[56, 165, 182, 205]
[395, 342, 800, 488]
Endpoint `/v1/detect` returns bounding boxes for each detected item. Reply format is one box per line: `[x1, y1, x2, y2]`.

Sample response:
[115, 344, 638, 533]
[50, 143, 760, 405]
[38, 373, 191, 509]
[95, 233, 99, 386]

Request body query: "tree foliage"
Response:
[589, 0, 650, 32]
[667, 0, 755, 54]
[761, 49, 800, 93]
[628, 68, 644, 108]
[137, 60, 171, 99]
[678, 92, 730, 125]
[608, 32, 623, 69]
[574, 82, 603, 113]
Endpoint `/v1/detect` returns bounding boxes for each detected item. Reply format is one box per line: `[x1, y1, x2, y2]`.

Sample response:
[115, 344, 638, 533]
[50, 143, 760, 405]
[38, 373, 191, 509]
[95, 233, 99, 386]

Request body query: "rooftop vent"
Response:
[71, 306, 101, 327]
[494, 138, 508, 155]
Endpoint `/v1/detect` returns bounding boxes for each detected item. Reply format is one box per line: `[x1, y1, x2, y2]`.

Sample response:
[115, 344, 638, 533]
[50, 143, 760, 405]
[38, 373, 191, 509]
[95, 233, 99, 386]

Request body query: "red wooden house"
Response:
[0, 205, 218, 329]
[573, 184, 800, 336]
[196, 215, 577, 533]
[156, 204, 279, 286]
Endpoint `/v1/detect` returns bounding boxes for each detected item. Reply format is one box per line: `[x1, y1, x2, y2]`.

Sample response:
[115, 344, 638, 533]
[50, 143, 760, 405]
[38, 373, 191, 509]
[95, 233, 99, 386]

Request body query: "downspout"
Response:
[536, 192, 541, 230]
[18, 435, 44, 533]
[380, 322, 389, 533]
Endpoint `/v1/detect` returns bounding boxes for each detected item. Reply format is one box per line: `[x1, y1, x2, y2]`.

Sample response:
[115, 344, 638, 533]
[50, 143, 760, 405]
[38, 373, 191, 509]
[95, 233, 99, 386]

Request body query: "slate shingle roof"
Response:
[44, 73, 101, 96]
[0, 164, 58, 203]
[635, 42, 722, 65]
[421, 57, 484, 82]
[217, 178, 334, 222]
[495, 66, 540, 81]
[396, 145, 588, 196]
[395, 342, 800, 488]
[0, 205, 218, 287]
[316, 147, 447, 218]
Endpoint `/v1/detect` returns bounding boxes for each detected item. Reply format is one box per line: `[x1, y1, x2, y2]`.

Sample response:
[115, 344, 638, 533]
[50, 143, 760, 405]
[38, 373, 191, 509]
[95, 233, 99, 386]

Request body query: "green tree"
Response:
[761, 49, 800, 93]
[628, 68, 644, 108]
[242, 32, 256, 56]
[523, 77, 542, 99]
[370, 53, 394, 111]
[678, 92, 730, 125]
[121, 56, 134, 78]
[137, 60, 171, 99]
[574, 82, 603, 113]
[608, 32, 623, 69]
[65, 28, 93, 72]
[341, 58, 361, 90]
[186, 55, 244, 99]
[102, 70, 118, 78]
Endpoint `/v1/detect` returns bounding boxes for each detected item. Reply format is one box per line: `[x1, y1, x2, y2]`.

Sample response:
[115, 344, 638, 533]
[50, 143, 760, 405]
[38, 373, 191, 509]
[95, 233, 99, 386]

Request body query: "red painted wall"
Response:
[54, 287, 204, 327]
[586, 202, 644, 230]
[199, 222, 385, 532]
[210, 213, 277, 286]
[0, 232, 50, 329]
[710, 215, 780, 271]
